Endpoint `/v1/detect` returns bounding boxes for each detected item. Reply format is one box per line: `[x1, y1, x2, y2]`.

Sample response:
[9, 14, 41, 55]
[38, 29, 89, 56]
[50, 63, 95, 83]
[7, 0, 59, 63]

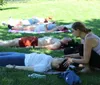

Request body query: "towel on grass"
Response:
[8, 29, 71, 34]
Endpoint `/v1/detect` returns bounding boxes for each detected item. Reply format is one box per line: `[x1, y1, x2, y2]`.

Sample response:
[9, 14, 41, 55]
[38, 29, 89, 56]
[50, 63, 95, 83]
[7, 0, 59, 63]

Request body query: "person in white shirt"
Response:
[0, 52, 67, 72]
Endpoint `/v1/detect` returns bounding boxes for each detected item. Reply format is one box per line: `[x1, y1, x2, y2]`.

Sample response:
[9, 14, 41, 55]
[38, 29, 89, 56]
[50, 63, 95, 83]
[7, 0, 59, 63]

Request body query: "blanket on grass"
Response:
[8, 29, 71, 34]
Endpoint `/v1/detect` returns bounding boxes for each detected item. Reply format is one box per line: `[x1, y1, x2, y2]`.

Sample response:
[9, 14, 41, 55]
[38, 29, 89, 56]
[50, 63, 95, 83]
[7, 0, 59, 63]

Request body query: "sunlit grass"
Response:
[0, 0, 100, 85]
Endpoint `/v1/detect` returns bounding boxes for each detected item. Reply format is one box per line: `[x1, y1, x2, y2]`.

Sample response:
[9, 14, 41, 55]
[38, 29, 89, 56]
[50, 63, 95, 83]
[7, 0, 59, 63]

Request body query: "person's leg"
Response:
[78, 44, 100, 68]
[89, 50, 100, 68]
[11, 26, 23, 30]
[77, 44, 91, 73]
[22, 26, 35, 31]
[8, 19, 23, 26]
[0, 38, 20, 47]
[78, 44, 100, 73]
[0, 52, 25, 66]
[0, 52, 18, 55]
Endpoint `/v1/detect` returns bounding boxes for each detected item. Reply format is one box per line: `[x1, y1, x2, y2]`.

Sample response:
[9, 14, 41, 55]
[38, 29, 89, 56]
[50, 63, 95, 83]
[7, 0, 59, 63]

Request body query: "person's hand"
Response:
[63, 58, 73, 67]
[6, 65, 14, 69]
[67, 58, 73, 64]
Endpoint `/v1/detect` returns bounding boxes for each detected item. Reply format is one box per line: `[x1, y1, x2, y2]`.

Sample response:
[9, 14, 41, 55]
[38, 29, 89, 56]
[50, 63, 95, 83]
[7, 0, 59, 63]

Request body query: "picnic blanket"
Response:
[8, 29, 72, 34]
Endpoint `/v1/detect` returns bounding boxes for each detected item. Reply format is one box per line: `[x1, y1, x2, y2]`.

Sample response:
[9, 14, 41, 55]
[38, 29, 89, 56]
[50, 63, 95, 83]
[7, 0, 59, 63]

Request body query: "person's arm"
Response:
[63, 38, 95, 67]
[71, 38, 97, 64]
[45, 24, 49, 32]
[44, 24, 58, 32]
[6, 65, 34, 71]
[35, 42, 61, 50]
[64, 53, 80, 58]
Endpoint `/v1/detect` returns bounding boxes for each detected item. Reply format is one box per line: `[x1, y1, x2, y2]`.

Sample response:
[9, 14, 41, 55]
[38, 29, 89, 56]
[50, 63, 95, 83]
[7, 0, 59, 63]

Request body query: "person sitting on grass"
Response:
[0, 36, 75, 50]
[63, 21, 100, 73]
[0, 52, 67, 72]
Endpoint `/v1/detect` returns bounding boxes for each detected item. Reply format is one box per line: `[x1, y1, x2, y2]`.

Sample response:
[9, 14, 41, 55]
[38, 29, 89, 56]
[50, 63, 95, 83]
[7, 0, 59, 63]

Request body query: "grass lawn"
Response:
[0, 0, 100, 85]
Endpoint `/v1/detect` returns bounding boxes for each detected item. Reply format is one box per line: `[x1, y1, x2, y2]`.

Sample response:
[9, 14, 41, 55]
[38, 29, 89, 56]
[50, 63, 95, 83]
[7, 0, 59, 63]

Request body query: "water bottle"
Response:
[28, 73, 46, 78]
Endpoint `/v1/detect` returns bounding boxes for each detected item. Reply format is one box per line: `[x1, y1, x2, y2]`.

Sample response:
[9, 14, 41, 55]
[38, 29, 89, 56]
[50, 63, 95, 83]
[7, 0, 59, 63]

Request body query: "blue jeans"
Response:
[0, 52, 25, 66]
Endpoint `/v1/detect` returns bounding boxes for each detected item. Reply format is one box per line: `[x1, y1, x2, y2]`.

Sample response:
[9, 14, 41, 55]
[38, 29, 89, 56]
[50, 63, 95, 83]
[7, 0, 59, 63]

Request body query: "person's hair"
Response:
[60, 39, 77, 48]
[57, 26, 68, 31]
[63, 27, 68, 30]
[55, 59, 68, 71]
[67, 39, 79, 48]
[72, 22, 91, 33]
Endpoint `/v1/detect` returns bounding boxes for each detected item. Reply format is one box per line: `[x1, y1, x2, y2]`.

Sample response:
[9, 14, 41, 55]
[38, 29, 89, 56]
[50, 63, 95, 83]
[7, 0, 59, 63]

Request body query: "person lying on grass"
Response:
[0, 36, 76, 50]
[2, 16, 53, 26]
[7, 22, 69, 32]
[63, 21, 100, 73]
[0, 52, 67, 72]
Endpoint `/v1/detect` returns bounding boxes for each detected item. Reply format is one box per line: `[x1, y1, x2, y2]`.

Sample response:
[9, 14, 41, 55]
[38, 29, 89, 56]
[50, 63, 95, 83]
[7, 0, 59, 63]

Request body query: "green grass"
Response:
[0, 0, 100, 85]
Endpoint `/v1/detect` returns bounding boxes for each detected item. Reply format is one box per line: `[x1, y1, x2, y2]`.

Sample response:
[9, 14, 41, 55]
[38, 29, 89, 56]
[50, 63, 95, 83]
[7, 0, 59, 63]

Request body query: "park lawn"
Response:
[0, 0, 100, 85]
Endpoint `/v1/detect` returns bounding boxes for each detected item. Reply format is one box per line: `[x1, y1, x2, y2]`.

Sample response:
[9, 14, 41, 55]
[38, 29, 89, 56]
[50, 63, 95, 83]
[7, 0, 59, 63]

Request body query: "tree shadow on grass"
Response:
[84, 19, 100, 36]
[0, 7, 19, 10]
[56, 19, 72, 25]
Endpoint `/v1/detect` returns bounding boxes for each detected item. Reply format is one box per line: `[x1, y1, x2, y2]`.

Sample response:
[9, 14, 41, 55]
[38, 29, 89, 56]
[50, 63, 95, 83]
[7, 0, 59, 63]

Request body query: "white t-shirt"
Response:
[25, 53, 53, 72]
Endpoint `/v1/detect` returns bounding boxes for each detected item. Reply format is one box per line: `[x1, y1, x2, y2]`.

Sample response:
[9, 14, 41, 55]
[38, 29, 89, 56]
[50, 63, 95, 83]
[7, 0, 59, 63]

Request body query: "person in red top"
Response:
[19, 36, 38, 47]
[0, 36, 74, 50]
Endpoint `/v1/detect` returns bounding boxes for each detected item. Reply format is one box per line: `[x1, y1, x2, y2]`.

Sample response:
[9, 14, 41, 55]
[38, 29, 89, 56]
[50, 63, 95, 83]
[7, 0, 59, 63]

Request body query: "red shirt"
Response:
[19, 36, 38, 47]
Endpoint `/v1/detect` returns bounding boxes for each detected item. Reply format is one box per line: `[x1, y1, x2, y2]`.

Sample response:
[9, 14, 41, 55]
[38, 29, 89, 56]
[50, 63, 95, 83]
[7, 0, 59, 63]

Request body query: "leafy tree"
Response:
[0, 0, 3, 5]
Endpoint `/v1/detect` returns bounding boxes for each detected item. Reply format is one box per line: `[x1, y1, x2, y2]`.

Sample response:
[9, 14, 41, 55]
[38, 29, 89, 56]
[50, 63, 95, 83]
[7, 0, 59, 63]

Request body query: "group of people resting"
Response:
[0, 21, 100, 73]
[3, 17, 72, 32]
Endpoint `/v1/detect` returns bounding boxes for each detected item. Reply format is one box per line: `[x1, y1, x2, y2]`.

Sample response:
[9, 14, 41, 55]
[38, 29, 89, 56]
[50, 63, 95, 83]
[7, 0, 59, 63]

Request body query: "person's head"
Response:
[51, 58, 68, 71]
[72, 22, 91, 37]
[60, 37, 72, 45]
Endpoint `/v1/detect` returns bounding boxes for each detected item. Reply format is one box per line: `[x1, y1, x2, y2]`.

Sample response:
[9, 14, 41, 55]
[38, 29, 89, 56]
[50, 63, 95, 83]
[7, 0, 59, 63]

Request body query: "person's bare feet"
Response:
[79, 67, 91, 73]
